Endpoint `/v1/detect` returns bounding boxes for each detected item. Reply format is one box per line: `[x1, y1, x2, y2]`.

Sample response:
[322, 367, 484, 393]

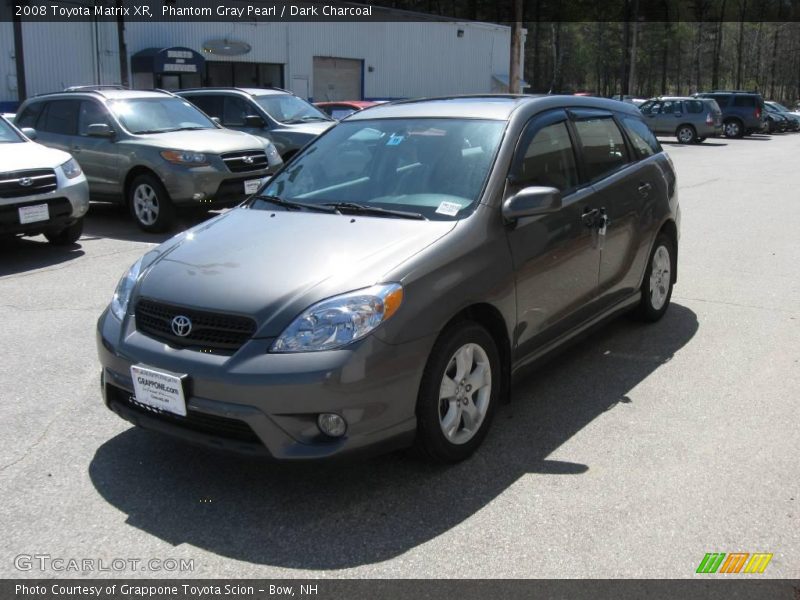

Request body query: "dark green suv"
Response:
[694, 91, 766, 138]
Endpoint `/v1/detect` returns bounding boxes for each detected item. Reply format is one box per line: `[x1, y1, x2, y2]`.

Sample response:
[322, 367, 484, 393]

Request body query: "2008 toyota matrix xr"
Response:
[97, 95, 679, 463]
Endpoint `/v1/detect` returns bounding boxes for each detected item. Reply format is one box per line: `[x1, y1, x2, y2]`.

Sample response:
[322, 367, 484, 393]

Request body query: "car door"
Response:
[74, 99, 119, 197]
[504, 109, 603, 359]
[572, 110, 656, 310]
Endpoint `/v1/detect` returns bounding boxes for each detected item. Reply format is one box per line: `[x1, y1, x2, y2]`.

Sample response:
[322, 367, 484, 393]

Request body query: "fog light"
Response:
[317, 413, 347, 437]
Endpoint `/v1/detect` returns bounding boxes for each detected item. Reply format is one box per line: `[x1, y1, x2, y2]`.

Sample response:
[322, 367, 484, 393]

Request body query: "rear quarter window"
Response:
[685, 100, 705, 114]
[16, 102, 44, 129]
[620, 116, 661, 159]
[733, 95, 756, 108]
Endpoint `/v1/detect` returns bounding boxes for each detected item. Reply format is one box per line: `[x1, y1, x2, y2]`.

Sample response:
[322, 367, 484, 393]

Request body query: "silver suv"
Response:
[177, 88, 334, 160]
[0, 115, 89, 244]
[15, 88, 283, 232]
[638, 96, 723, 143]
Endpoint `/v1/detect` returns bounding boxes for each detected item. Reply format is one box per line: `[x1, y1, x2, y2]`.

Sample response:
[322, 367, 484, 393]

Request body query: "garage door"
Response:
[312, 57, 362, 102]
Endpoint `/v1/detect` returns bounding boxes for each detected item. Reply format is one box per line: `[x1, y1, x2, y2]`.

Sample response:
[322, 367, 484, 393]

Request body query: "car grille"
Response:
[0, 168, 57, 198]
[135, 298, 257, 353]
[107, 384, 261, 444]
[221, 150, 268, 173]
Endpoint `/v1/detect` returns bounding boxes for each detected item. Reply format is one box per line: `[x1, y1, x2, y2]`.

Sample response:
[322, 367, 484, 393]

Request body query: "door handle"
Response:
[581, 207, 600, 228]
[71, 145, 82, 153]
[638, 182, 652, 196]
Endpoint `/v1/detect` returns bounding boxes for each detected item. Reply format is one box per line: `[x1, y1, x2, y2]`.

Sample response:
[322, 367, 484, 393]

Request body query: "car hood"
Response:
[135, 128, 267, 153]
[0, 140, 71, 171]
[137, 208, 456, 337]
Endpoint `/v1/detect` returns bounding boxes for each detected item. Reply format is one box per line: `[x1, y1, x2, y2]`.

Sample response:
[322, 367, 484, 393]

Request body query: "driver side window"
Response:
[512, 120, 579, 193]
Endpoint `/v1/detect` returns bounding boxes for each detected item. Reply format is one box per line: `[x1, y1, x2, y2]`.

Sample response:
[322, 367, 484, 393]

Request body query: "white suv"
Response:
[0, 115, 89, 245]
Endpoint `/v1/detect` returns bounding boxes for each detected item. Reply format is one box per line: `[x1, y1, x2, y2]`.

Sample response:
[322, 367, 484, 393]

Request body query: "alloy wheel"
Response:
[438, 342, 492, 445]
[649, 245, 672, 311]
[132, 184, 160, 226]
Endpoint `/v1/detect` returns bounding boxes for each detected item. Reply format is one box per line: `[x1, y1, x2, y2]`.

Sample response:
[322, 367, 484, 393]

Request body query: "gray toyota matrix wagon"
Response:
[97, 95, 679, 463]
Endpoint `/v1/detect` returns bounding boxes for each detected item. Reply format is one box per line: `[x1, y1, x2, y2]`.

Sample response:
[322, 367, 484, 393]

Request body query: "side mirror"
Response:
[21, 127, 37, 140]
[244, 114, 265, 128]
[502, 186, 562, 220]
[87, 123, 114, 138]
[211, 116, 221, 125]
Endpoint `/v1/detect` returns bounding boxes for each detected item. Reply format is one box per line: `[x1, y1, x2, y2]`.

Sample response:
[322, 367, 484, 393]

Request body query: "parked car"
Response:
[97, 95, 679, 463]
[610, 94, 647, 106]
[638, 96, 722, 143]
[314, 100, 380, 120]
[764, 107, 789, 133]
[15, 88, 282, 232]
[694, 90, 765, 138]
[177, 87, 334, 160]
[765, 101, 800, 132]
[0, 114, 89, 244]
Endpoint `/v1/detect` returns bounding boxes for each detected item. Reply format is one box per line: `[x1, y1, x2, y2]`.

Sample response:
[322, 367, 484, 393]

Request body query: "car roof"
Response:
[345, 94, 642, 121]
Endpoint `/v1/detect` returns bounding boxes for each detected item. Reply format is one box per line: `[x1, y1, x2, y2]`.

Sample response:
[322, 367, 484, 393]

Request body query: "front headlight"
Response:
[110, 257, 143, 321]
[271, 283, 403, 353]
[160, 150, 208, 166]
[61, 158, 82, 179]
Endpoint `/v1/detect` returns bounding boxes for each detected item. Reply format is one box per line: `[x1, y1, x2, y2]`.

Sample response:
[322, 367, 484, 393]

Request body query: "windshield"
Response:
[108, 97, 216, 134]
[261, 118, 506, 221]
[0, 117, 24, 143]
[768, 102, 790, 112]
[254, 95, 332, 124]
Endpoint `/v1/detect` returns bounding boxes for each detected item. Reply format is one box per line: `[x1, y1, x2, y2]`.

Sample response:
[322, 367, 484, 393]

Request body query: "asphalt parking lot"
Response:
[1, 132, 798, 579]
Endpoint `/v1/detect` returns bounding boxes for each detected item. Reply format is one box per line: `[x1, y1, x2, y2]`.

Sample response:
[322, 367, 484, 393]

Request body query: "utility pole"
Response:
[509, 0, 523, 93]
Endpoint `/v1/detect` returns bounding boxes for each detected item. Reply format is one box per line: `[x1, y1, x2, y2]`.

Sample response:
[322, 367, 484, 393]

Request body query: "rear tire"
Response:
[723, 119, 744, 138]
[636, 233, 675, 322]
[676, 125, 697, 144]
[44, 218, 83, 245]
[128, 173, 176, 233]
[412, 321, 500, 463]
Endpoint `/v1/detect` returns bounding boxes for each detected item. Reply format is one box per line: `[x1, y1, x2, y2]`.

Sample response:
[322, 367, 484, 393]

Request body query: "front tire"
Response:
[636, 233, 675, 322]
[128, 174, 176, 233]
[413, 322, 500, 463]
[44, 218, 83, 245]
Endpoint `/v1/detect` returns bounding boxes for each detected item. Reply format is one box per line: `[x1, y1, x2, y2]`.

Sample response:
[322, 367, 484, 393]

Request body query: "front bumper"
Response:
[96, 308, 433, 460]
[0, 172, 89, 236]
[157, 156, 281, 207]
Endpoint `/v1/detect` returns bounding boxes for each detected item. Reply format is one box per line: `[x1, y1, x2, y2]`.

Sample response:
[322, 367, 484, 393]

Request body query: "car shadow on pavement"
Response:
[82, 203, 218, 245]
[89, 303, 698, 570]
[0, 236, 84, 276]
[660, 140, 728, 147]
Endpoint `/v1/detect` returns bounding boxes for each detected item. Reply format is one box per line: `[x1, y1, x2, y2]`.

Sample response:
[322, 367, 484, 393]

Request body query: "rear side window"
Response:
[710, 94, 731, 107]
[733, 95, 756, 108]
[39, 100, 79, 135]
[620, 116, 661, 159]
[515, 121, 579, 191]
[574, 118, 628, 181]
[16, 102, 44, 128]
[685, 100, 705, 113]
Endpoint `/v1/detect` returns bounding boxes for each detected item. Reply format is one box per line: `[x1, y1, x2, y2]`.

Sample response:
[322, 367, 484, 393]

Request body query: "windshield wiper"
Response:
[322, 202, 427, 220]
[134, 128, 180, 134]
[249, 194, 339, 214]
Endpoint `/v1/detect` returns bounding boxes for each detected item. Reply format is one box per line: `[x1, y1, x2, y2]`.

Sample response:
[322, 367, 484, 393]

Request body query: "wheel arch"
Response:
[124, 166, 166, 206]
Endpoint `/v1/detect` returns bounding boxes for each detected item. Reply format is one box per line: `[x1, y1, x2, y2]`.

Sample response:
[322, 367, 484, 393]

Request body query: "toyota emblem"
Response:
[170, 315, 192, 337]
[18, 177, 33, 187]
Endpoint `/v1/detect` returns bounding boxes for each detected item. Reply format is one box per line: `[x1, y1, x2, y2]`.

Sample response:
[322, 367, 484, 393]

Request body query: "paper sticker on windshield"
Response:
[435, 201, 462, 216]
[386, 134, 405, 146]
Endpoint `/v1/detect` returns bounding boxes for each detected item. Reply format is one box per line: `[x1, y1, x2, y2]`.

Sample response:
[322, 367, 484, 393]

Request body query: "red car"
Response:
[314, 100, 380, 120]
